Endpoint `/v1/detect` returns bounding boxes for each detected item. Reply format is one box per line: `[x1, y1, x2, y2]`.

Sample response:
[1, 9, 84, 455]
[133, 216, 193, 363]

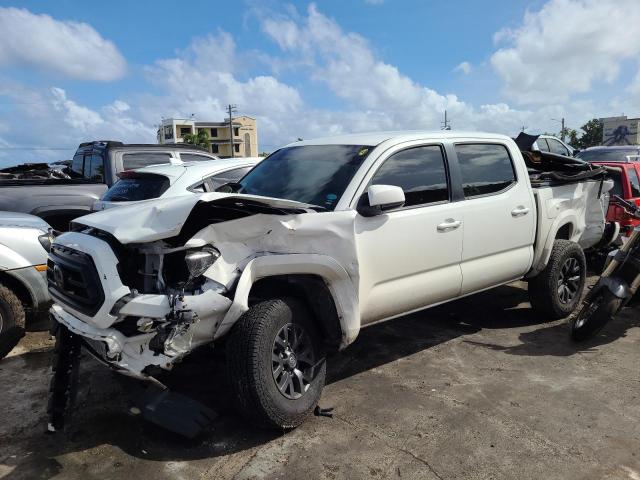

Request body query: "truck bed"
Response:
[528, 179, 608, 276]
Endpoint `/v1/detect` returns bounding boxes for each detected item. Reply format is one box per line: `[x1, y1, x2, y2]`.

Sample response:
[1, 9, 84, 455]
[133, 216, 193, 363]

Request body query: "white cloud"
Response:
[0, 3, 613, 167]
[454, 61, 472, 75]
[51, 87, 104, 130]
[0, 7, 126, 81]
[490, 0, 640, 105]
[259, 4, 546, 135]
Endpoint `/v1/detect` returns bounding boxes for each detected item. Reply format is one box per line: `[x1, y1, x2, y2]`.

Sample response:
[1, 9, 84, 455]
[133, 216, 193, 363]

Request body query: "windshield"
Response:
[577, 148, 640, 162]
[102, 174, 170, 202]
[236, 145, 372, 210]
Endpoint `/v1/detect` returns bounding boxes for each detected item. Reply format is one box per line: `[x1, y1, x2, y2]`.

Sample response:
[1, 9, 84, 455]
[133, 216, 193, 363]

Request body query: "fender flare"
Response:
[529, 212, 578, 277]
[594, 276, 631, 300]
[216, 253, 360, 348]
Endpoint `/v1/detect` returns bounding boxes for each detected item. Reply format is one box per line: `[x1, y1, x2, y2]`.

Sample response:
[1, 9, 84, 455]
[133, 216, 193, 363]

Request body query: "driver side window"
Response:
[370, 145, 449, 207]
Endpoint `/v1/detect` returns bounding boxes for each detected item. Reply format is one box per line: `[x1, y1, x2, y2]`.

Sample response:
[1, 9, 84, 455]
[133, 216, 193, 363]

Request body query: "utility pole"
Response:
[561, 117, 565, 142]
[227, 104, 237, 158]
[441, 110, 451, 130]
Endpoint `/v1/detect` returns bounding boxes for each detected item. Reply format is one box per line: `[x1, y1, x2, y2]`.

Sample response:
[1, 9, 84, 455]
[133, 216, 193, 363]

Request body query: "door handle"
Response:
[511, 206, 530, 217]
[437, 219, 462, 232]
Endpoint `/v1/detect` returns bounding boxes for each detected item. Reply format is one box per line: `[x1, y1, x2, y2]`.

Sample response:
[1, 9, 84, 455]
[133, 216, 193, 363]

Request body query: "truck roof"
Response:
[291, 131, 513, 147]
[77, 141, 208, 152]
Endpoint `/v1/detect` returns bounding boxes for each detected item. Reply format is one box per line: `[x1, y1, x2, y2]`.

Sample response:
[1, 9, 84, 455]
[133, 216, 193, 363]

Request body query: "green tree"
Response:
[576, 119, 603, 149]
[182, 129, 211, 150]
[559, 127, 579, 146]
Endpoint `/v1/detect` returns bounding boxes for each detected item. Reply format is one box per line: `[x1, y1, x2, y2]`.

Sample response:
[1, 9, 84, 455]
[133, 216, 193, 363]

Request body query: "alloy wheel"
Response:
[557, 257, 581, 304]
[271, 323, 315, 400]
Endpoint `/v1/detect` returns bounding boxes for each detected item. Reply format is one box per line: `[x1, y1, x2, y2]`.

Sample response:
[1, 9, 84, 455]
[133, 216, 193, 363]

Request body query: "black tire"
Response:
[529, 240, 586, 319]
[0, 283, 26, 359]
[226, 297, 326, 429]
[47, 321, 81, 431]
[570, 290, 622, 341]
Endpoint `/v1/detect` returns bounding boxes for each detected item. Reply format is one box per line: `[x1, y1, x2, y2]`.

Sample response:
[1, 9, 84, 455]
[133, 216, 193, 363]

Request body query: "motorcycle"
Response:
[570, 195, 640, 341]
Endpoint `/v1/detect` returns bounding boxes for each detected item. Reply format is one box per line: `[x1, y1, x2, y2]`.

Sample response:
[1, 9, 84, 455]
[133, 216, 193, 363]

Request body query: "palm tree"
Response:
[182, 129, 211, 150]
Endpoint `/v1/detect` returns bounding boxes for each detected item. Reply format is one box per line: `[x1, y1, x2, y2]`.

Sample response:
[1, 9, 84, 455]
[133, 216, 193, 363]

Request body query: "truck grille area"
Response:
[48, 244, 105, 316]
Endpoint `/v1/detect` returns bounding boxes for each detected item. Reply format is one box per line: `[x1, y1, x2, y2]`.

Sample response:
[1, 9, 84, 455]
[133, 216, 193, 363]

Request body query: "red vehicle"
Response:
[578, 146, 640, 236]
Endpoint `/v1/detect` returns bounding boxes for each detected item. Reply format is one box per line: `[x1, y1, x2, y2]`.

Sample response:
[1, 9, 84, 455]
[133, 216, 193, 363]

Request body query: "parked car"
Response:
[576, 145, 640, 163]
[532, 134, 577, 156]
[585, 150, 640, 236]
[0, 141, 220, 231]
[92, 157, 261, 211]
[48, 131, 612, 432]
[0, 212, 52, 358]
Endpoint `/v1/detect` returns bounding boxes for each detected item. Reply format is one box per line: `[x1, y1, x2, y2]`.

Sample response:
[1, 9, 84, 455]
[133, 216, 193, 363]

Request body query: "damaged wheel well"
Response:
[555, 223, 572, 240]
[248, 274, 342, 349]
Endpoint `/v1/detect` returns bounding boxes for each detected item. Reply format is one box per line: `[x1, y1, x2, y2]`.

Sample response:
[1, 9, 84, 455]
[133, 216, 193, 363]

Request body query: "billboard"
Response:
[602, 117, 640, 145]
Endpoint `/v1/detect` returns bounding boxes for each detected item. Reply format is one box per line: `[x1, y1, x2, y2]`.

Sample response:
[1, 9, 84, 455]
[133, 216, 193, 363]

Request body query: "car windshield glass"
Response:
[102, 175, 170, 201]
[577, 149, 639, 162]
[236, 145, 372, 210]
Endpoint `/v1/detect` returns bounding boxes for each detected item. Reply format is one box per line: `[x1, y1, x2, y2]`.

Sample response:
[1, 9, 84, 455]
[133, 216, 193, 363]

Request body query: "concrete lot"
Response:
[0, 279, 639, 480]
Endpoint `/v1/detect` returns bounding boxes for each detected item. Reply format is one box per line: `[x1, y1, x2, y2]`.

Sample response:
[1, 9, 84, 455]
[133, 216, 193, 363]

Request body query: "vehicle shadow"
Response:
[465, 304, 640, 357]
[5, 282, 635, 479]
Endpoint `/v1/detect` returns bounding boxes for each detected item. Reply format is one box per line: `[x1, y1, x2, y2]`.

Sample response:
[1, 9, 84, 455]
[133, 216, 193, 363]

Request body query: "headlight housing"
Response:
[184, 246, 220, 280]
[38, 228, 58, 253]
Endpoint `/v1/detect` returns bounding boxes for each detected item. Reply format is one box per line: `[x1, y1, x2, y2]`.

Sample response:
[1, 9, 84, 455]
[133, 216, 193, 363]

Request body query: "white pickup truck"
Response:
[47, 131, 612, 431]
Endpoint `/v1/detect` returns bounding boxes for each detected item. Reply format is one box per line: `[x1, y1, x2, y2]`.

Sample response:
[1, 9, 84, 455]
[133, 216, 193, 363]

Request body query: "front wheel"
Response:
[226, 298, 326, 429]
[0, 283, 26, 359]
[570, 290, 622, 341]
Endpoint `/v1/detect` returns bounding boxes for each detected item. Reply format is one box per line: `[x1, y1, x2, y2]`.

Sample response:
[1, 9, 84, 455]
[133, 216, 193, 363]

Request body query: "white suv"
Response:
[533, 134, 577, 156]
[92, 157, 261, 211]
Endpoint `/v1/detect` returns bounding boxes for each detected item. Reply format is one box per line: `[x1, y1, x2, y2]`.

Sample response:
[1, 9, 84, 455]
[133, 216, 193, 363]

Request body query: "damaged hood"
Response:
[0, 211, 50, 231]
[73, 192, 318, 244]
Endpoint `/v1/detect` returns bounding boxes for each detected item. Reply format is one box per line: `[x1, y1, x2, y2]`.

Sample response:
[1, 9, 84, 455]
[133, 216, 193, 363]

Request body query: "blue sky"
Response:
[1, 0, 639, 166]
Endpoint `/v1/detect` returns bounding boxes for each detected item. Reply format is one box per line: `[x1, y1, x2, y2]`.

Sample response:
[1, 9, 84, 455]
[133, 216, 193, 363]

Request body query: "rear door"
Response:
[453, 142, 536, 295]
[546, 138, 571, 156]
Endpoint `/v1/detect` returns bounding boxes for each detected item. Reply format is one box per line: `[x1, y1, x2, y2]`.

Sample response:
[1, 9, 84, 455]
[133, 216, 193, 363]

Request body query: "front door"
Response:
[354, 144, 465, 324]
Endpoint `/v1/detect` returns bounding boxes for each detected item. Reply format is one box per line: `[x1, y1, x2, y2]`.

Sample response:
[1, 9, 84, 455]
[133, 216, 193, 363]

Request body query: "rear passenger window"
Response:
[607, 168, 623, 198]
[629, 169, 640, 197]
[547, 138, 570, 156]
[71, 154, 84, 177]
[86, 154, 104, 181]
[180, 153, 215, 162]
[370, 146, 448, 207]
[206, 166, 254, 190]
[536, 139, 550, 152]
[122, 152, 172, 170]
[455, 144, 516, 198]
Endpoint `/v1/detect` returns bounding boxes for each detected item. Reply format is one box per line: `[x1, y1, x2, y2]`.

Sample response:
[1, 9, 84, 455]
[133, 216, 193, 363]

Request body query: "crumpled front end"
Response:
[48, 193, 360, 379]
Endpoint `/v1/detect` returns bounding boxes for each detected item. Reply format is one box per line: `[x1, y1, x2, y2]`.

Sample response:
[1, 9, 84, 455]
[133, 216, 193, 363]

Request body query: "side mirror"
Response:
[572, 148, 580, 156]
[357, 184, 405, 217]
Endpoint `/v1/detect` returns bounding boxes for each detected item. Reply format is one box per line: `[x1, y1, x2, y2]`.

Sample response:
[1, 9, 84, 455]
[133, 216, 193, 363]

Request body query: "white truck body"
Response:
[49, 131, 610, 378]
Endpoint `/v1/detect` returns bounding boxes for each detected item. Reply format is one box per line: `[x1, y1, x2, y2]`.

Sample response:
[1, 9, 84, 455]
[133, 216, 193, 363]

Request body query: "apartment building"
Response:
[157, 116, 258, 157]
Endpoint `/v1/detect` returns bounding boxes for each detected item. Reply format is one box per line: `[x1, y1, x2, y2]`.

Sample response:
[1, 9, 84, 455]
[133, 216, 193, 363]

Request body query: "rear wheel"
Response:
[570, 290, 622, 341]
[529, 240, 586, 319]
[0, 283, 26, 359]
[226, 298, 326, 429]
